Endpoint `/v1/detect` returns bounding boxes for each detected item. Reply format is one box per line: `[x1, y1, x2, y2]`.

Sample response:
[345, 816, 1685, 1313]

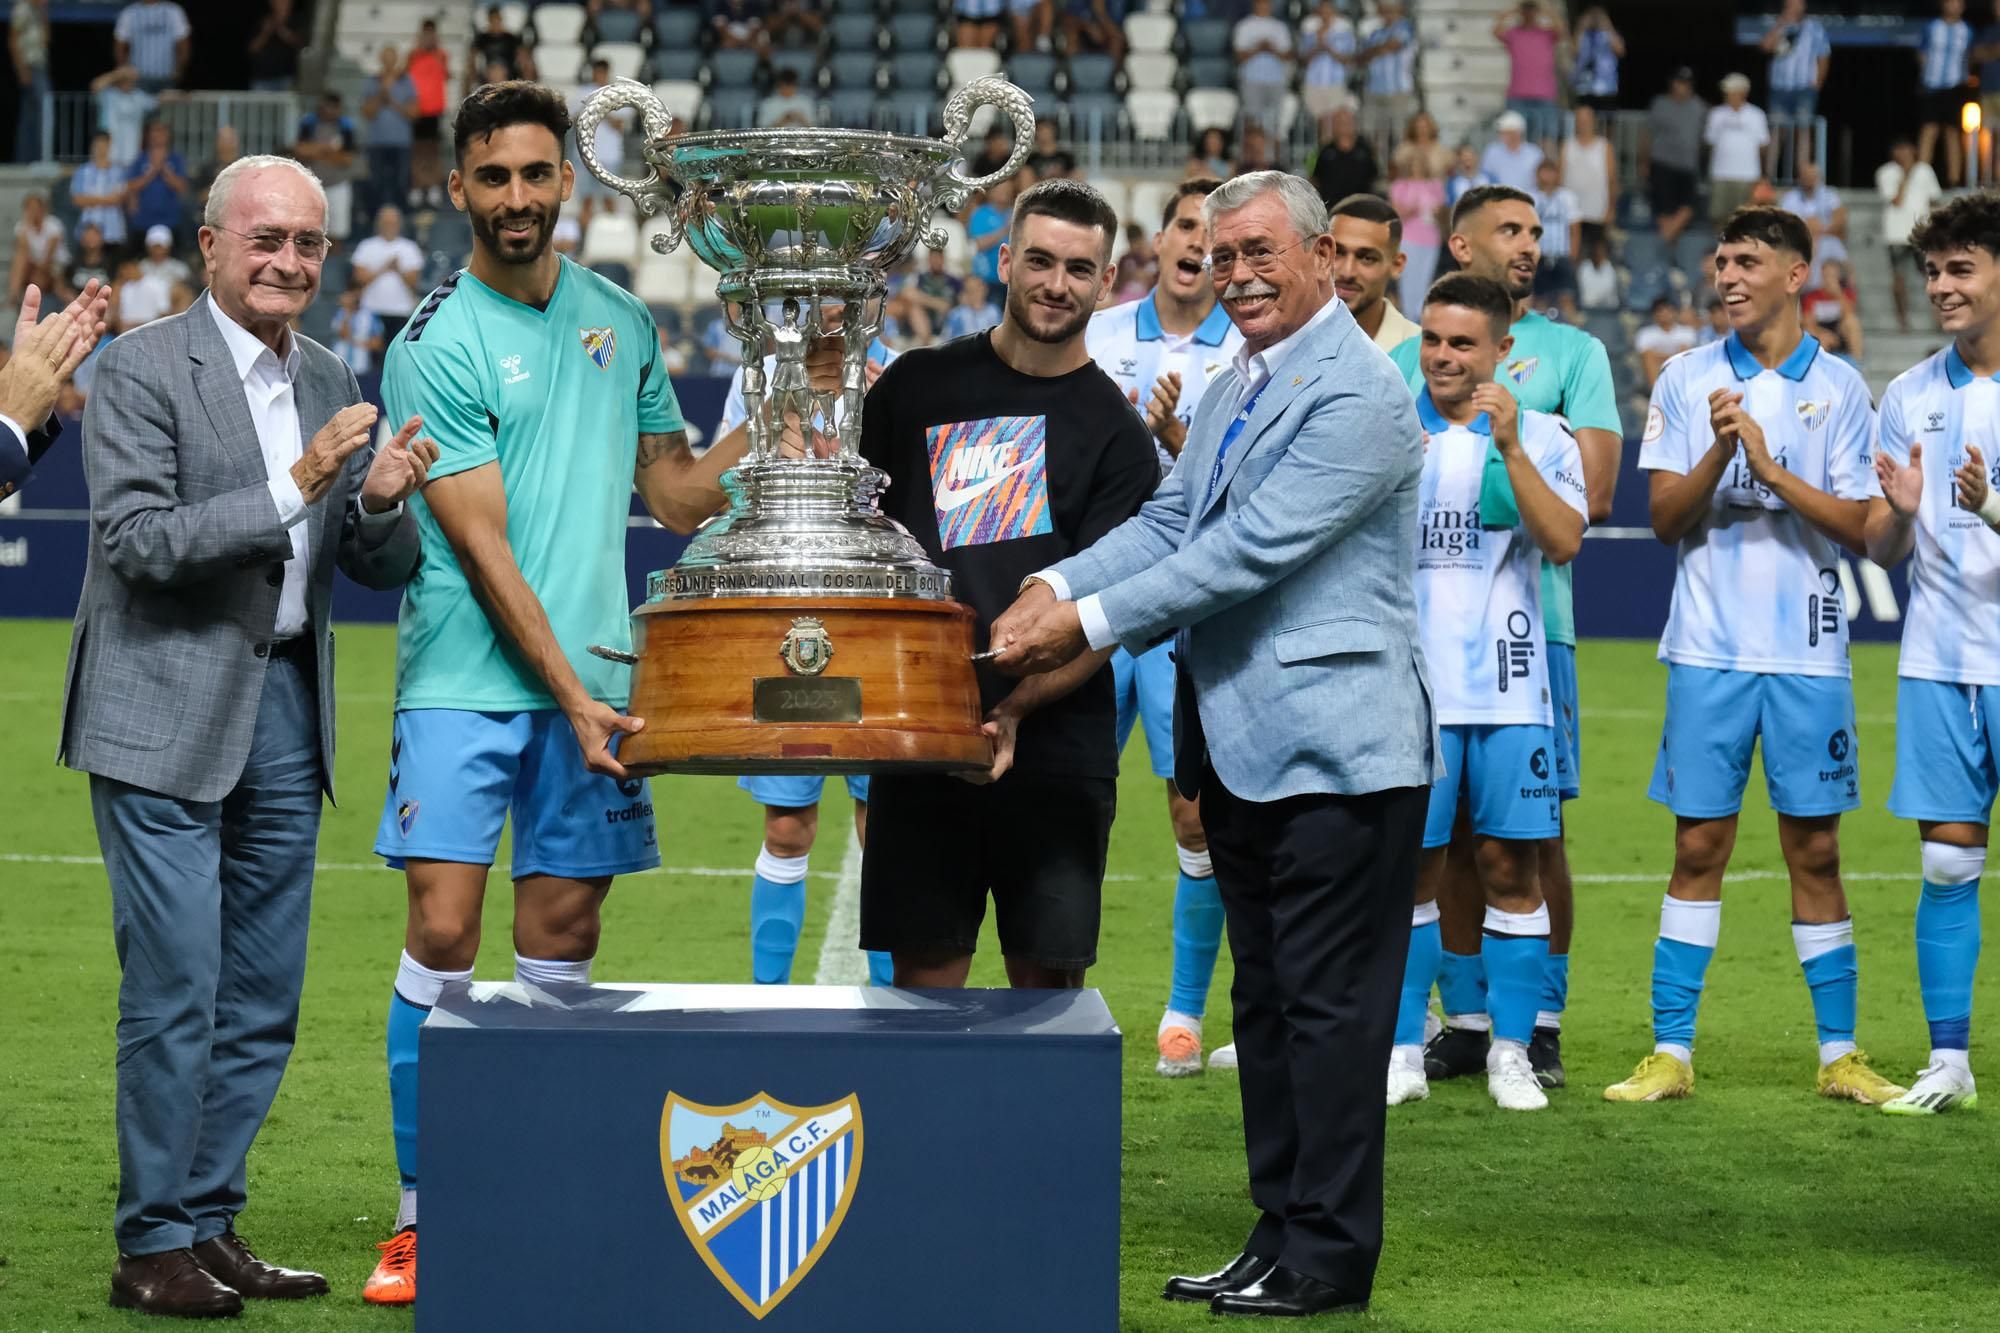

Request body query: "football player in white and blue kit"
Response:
[1864, 192, 2000, 1115]
[718, 322, 898, 987]
[1389, 274, 1587, 1112]
[1606, 207, 1905, 1106]
[1084, 177, 1245, 1076]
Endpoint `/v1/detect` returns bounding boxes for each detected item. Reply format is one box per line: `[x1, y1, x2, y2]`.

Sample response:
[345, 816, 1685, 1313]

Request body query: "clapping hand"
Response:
[360, 414, 440, 512]
[0, 280, 111, 430]
[1873, 440, 1923, 516]
[1956, 443, 1990, 514]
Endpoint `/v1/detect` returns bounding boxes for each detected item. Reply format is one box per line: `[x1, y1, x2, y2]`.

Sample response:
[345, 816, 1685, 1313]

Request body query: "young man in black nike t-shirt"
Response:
[859, 178, 1160, 989]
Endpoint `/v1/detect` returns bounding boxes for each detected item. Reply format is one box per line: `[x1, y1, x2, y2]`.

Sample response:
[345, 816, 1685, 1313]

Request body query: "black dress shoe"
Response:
[109, 1248, 244, 1318]
[1211, 1265, 1367, 1317]
[192, 1229, 329, 1300]
[1162, 1251, 1276, 1303]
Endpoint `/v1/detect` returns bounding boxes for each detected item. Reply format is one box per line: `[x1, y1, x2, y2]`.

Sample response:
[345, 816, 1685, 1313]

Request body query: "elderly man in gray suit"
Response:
[60, 154, 436, 1319]
[991, 170, 1437, 1318]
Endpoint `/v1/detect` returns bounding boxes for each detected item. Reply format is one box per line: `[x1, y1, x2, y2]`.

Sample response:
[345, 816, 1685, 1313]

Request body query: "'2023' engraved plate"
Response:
[752, 677, 863, 724]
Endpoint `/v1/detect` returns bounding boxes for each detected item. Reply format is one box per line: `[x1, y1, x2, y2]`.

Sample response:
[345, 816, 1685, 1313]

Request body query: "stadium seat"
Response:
[830, 0, 874, 12]
[1095, 180, 1131, 229]
[319, 253, 352, 297]
[828, 90, 880, 127]
[1124, 12, 1175, 55]
[1182, 18, 1232, 57]
[892, 52, 941, 91]
[1183, 89, 1239, 134]
[889, 13, 938, 51]
[1066, 52, 1116, 93]
[637, 255, 696, 306]
[653, 6, 701, 49]
[426, 209, 474, 258]
[1065, 93, 1123, 139]
[592, 259, 634, 291]
[830, 13, 878, 50]
[1128, 180, 1174, 231]
[1006, 52, 1057, 97]
[532, 2, 587, 45]
[582, 211, 640, 265]
[884, 91, 936, 135]
[1185, 55, 1233, 88]
[708, 49, 761, 87]
[498, 2, 530, 34]
[1126, 89, 1180, 141]
[651, 47, 701, 81]
[1124, 52, 1177, 93]
[944, 48, 1001, 88]
[651, 79, 704, 128]
[706, 87, 759, 128]
[829, 52, 881, 90]
[536, 42, 586, 82]
[592, 42, 646, 82]
[930, 212, 970, 268]
[1672, 227, 1714, 278]
[590, 8, 644, 43]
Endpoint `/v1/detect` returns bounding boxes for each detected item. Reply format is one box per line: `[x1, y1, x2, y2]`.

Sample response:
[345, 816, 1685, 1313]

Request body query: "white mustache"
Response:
[1224, 279, 1279, 300]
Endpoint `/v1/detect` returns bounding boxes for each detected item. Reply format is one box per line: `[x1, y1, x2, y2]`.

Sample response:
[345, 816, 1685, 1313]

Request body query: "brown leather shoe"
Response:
[191, 1230, 329, 1300]
[109, 1249, 244, 1318]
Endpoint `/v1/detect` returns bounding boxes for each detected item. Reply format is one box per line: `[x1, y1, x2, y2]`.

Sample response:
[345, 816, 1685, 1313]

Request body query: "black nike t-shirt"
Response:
[859, 331, 1160, 779]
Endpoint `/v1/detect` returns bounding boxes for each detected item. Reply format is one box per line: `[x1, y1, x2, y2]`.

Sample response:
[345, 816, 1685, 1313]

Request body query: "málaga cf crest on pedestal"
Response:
[660, 1092, 864, 1320]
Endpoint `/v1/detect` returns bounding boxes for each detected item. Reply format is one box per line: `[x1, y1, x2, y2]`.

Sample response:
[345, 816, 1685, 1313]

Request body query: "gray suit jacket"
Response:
[1049, 297, 1440, 803]
[59, 293, 420, 804]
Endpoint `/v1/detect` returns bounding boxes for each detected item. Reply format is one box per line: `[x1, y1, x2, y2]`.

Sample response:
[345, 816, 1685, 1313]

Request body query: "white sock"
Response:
[755, 846, 811, 883]
[1819, 1039, 1857, 1065]
[1535, 1010, 1562, 1032]
[514, 953, 593, 988]
[1446, 1013, 1492, 1032]
[1175, 844, 1214, 879]
[1933, 1048, 1974, 1073]
[1489, 1037, 1529, 1065]
[1159, 1009, 1203, 1036]
[395, 950, 471, 1009]
[1654, 1042, 1693, 1066]
[1390, 1043, 1423, 1068]
[396, 1186, 417, 1231]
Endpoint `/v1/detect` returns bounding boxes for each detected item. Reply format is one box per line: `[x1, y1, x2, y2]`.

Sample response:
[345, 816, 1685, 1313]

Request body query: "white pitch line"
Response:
[810, 829, 869, 985]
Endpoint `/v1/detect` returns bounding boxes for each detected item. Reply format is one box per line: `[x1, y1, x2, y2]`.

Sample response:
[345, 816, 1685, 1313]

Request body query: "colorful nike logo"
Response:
[934, 458, 1033, 511]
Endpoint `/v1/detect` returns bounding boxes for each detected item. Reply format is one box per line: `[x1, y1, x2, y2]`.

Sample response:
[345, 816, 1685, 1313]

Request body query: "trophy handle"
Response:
[934, 76, 1036, 215]
[588, 644, 640, 666]
[574, 78, 679, 231]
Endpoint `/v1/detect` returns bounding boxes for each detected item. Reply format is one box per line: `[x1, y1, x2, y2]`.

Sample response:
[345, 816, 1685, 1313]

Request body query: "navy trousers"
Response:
[90, 654, 322, 1255]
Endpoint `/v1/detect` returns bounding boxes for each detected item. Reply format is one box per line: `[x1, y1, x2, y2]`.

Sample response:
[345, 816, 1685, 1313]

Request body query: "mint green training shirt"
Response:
[1389, 311, 1621, 646]
[381, 256, 683, 711]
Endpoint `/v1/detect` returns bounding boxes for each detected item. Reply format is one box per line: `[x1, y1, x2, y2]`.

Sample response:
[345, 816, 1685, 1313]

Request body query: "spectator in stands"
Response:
[702, 305, 743, 370]
[763, 0, 821, 48]
[1576, 232, 1620, 312]
[572, 60, 630, 222]
[709, 0, 770, 55]
[968, 179, 1015, 295]
[1360, 0, 1418, 154]
[138, 223, 189, 289]
[10, 191, 64, 302]
[331, 287, 385, 377]
[1802, 257, 1863, 361]
[1561, 104, 1615, 257]
[1187, 127, 1232, 180]
[589, 0, 652, 45]
[1393, 110, 1451, 184]
[1705, 74, 1768, 225]
[1976, 2, 2000, 181]
[1636, 295, 1697, 386]
[1235, 122, 1282, 174]
[91, 65, 156, 171]
[955, 0, 1006, 50]
[468, 7, 523, 89]
[352, 205, 425, 343]
[1026, 121, 1077, 182]
[1531, 158, 1580, 322]
[1916, 0, 1973, 187]
[1877, 136, 1944, 331]
[1062, 0, 1126, 64]
[1493, 0, 1564, 150]
[1310, 107, 1377, 206]
[1299, 0, 1358, 130]
[1234, 0, 1294, 143]
[908, 247, 962, 339]
[123, 120, 187, 246]
[110, 255, 172, 333]
[248, 0, 304, 93]
[189, 125, 239, 217]
[1778, 159, 1846, 268]
[60, 222, 113, 301]
[12, 0, 48, 165]
[970, 126, 1016, 177]
[1760, 0, 1830, 173]
[1479, 109, 1541, 193]
[364, 47, 418, 218]
[1642, 67, 1705, 246]
[1011, 0, 1054, 56]
[943, 274, 1001, 340]
[406, 19, 451, 209]
[294, 92, 359, 240]
[69, 132, 129, 250]
[1388, 158, 1443, 314]
[1445, 142, 1493, 207]
[1113, 223, 1157, 303]
[1570, 6, 1623, 113]
[114, 0, 189, 92]
[759, 68, 816, 128]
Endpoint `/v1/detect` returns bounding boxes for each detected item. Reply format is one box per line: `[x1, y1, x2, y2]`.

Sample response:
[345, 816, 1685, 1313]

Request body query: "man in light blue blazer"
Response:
[990, 170, 1437, 1318]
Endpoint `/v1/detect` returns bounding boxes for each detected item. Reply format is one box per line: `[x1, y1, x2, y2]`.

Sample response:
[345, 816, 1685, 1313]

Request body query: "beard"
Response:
[471, 204, 557, 266]
[1006, 283, 1093, 346]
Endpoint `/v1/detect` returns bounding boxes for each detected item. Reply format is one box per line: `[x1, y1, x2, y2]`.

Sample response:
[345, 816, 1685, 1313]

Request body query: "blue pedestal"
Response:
[418, 983, 1122, 1331]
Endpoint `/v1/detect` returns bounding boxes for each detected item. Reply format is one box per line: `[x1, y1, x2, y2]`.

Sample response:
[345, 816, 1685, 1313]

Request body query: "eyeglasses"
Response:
[1206, 236, 1313, 276]
[212, 225, 330, 262]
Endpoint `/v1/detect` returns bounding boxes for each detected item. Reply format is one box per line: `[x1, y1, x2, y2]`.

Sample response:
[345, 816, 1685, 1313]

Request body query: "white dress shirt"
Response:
[209, 300, 314, 638]
[1039, 295, 1345, 650]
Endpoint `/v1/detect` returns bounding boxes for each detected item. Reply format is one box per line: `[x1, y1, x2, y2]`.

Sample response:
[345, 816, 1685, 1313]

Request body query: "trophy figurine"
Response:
[572, 77, 1035, 775]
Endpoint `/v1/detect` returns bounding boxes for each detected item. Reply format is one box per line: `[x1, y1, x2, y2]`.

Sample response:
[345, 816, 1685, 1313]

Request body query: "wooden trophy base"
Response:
[618, 596, 995, 776]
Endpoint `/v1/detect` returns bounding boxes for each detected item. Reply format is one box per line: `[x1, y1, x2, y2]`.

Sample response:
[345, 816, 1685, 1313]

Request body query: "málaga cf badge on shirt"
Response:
[580, 325, 617, 370]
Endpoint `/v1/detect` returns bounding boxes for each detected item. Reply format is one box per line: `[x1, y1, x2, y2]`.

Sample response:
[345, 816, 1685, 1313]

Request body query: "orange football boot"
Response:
[362, 1227, 417, 1306]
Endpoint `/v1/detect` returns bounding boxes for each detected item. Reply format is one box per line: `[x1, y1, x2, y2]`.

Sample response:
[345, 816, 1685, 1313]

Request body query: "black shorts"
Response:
[1650, 162, 1698, 218]
[859, 771, 1115, 970]
[1922, 86, 1967, 127]
[1888, 242, 1921, 272]
[413, 115, 442, 142]
[1534, 254, 1577, 299]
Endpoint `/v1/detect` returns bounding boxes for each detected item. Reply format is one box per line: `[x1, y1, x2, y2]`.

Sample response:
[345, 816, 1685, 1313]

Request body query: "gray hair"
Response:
[203, 154, 327, 230]
[1202, 170, 1329, 244]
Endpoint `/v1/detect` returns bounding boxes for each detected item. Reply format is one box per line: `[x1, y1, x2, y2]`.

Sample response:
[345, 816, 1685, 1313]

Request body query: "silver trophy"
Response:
[572, 77, 1035, 605]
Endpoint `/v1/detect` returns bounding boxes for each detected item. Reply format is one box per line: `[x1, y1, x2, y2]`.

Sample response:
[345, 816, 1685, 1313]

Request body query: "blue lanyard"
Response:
[1205, 376, 1270, 505]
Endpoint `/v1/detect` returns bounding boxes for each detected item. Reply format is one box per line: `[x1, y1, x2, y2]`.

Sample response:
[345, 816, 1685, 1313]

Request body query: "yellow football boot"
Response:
[1603, 1051, 1694, 1102]
[1816, 1050, 1907, 1105]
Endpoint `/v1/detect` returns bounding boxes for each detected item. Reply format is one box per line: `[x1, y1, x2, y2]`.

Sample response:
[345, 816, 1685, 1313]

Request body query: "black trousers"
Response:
[1201, 765, 1427, 1298]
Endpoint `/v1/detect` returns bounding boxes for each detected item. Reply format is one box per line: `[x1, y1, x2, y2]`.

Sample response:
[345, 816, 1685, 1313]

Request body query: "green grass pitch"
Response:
[4, 621, 1998, 1330]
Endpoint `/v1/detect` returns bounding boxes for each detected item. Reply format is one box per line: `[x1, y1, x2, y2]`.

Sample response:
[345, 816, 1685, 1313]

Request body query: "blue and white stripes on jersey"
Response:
[1638, 332, 1879, 678]
[1533, 186, 1580, 259]
[718, 338, 900, 438]
[113, 0, 190, 81]
[1877, 345, 2000, 686]
[1921, 17, 1974, 90]
[1414, 390, 1589, 726]
[1767, 16, 1831, 91]
[1363, 18, 1418, 97]
[1085, 291, 1243, 478]
[1572, 27, 1619, 97]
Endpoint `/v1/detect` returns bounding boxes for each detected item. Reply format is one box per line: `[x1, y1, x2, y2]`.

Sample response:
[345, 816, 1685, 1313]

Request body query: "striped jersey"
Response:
[1921, 17, 1973, 90]
[1876, 345, 2000, 685]
[1362, 17, 1418, 96]
[114, 0, 190, 80]
[1638, 331, 1878, 678]
[1767, 16, 1831, 91]
[1532, 186, 1580, 259]
[1085, 290, 1243, 477]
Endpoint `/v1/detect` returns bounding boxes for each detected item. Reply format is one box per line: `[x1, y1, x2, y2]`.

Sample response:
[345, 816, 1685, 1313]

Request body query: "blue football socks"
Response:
[1482, 905, 1550, 1046]
[1651, 896, 1720, 1063]
[1397, 903, 1443, 1047]
[750, 847, 811, 985]
[1917, 842, 1983, 1053]
[1167, 847, 1224, 1019]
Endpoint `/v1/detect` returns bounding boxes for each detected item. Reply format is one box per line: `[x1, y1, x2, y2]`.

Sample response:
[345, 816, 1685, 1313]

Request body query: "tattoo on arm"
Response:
[636, 430, 688, 471]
